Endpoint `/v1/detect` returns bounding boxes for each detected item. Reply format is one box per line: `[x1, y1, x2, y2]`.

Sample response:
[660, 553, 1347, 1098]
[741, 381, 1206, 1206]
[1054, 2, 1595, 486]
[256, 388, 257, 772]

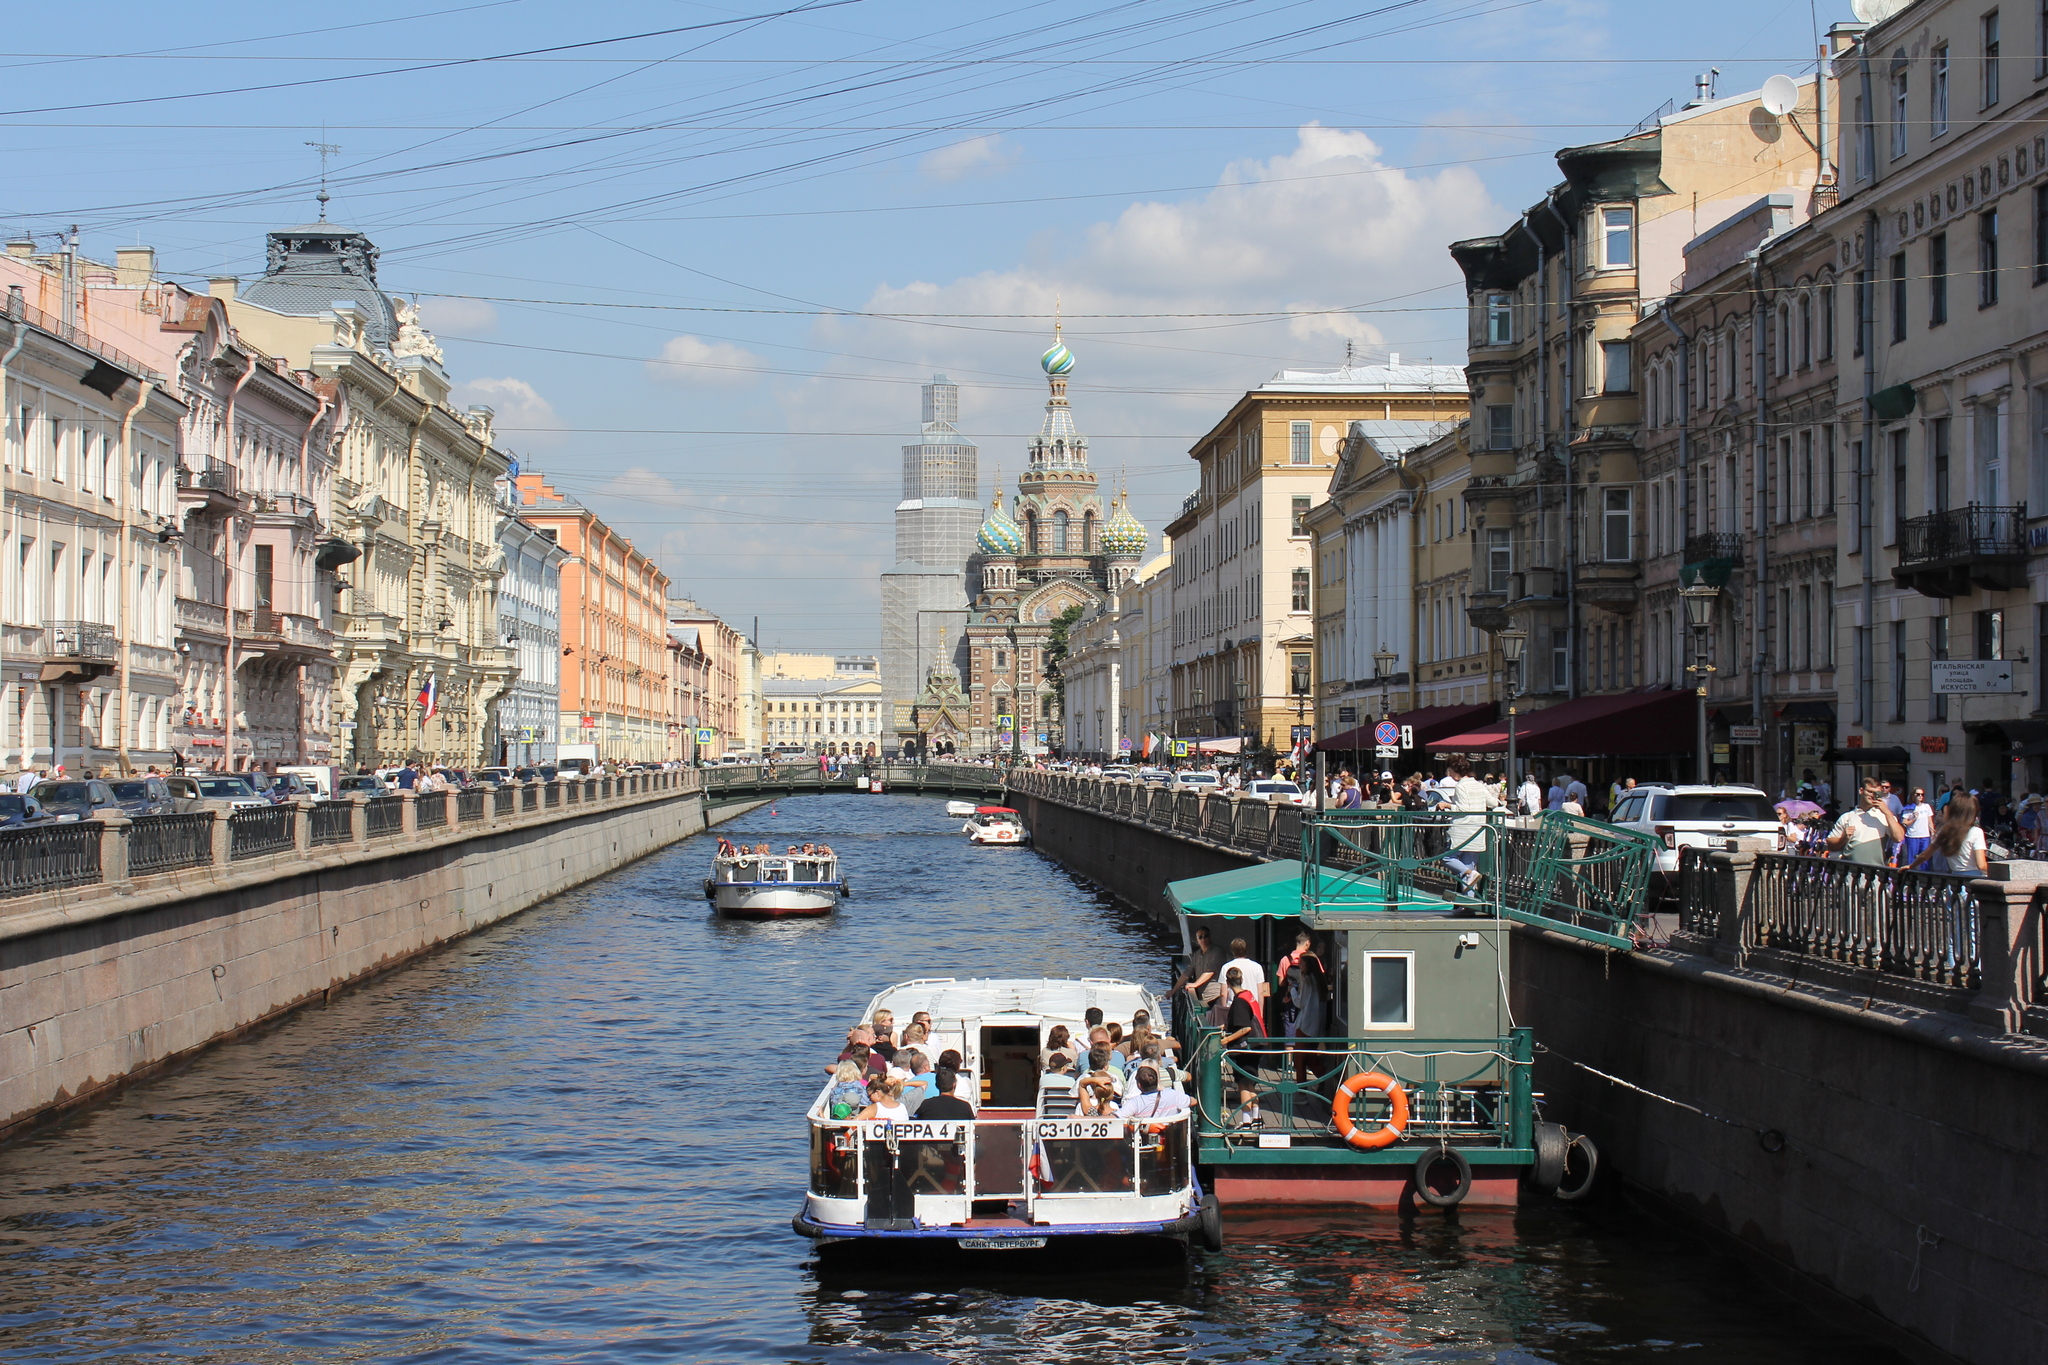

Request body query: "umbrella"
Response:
[1775, 799, 1824, 818]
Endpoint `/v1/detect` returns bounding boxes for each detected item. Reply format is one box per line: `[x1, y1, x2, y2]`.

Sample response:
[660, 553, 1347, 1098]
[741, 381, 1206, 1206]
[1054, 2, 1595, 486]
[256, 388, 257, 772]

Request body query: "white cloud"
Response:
[646, 334, 766, 387]
[416, 295, 499, 334]
[918, 134, 1021, 182]
[450, 376, 561, 443]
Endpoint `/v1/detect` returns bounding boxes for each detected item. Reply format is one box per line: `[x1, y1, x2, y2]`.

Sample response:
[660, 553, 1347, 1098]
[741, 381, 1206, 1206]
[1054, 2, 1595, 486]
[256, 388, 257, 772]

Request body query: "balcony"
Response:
[176, 460, 240, 517]
[38, 620, 116, 681]
[1575, 558, 1642, 608]
[1682, 532, 1744, 565]
[248, 492, 320, 526]
[236, 607, 336, 662]
[176, 596, 229, 640]
[1893, 505, 2029, 598]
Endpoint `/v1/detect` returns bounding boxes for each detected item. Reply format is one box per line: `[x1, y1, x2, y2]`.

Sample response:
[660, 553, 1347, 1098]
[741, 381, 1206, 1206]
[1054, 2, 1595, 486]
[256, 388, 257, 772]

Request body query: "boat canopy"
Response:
[1165, 859, 1306, 920]
[975, 806, 1019, 815]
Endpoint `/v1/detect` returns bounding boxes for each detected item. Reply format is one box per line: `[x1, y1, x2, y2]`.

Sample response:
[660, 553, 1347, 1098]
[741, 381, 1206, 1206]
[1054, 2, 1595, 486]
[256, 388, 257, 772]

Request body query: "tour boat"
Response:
[794, 977, 1218, 1256]
[964, 806, 1030, 846]
[704, 845, 847, 918]
[945, 800, 979, 818]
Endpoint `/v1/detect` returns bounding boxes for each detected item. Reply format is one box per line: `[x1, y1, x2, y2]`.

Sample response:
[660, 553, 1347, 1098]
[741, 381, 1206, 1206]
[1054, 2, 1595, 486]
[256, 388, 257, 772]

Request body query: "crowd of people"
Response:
[1809, 776, 2042, 873]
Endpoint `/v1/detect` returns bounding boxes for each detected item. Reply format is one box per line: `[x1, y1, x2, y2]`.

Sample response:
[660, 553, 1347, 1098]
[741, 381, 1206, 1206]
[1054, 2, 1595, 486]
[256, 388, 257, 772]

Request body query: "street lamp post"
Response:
[1497, 627, 1526, 801]
[1679, 583, 1721, 784]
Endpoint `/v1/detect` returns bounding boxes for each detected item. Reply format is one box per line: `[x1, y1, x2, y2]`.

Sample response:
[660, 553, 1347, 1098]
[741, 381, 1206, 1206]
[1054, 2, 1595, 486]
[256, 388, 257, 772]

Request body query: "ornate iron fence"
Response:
[0, 821, 103, 893]
[128, 813, 214, 876]
[366, 797, 405, 838]
[457, 790, 487, 823]
[310, 802, 355, 847]
[1674, 844, 1723, 938]
[495, 788, 517, 816]
[544, 784, 561, 807]
[566, 781, 582, 804]
[229, 807, 294, 861]
[415, 792, 448, 829]
[1749, 853, 1979, 990]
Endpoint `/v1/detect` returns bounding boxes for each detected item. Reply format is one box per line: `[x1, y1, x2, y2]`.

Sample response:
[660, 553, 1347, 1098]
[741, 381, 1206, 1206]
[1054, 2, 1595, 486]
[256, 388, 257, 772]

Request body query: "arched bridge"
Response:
[700, 762, 1011, 807]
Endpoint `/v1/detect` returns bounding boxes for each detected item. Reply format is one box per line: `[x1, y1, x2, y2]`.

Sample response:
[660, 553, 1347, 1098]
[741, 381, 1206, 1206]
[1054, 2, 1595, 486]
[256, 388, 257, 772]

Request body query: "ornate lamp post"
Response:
[1497, 627, 1526, 798]
[1680, 582, 1721, 784]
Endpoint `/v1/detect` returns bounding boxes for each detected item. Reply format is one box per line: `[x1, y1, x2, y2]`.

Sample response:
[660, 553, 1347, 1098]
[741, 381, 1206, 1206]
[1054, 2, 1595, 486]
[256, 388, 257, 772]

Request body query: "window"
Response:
[2035, 184, 2047, 284]
[1603, 488, 1633, 561]
[1486, 404, 1514, 450]
[1821, 278, 1836, 357]
[1930, 233, 1949, 325]
[1488, 528, 1511, 593]
[1977, 607, 2005, 660]
[1932, 613, 1950, 721]
[1486, 292, 1513, 344]
[1891, 429, 1910, 543]
[1291, 495, 1311, 535]
[1890, 253, 1908, 341]
[1933, 44, 1950, 134]
[1853, 93, 1872, 180]
[1551, 627, 1570, 693]
[1053, 509, 1069, 552]
[1892, 622, 1908, 721]
[1891, 52, 1910, 158]
[1362, 952, 1413, 1029]
[1601, 341, 1631, 393]
[1980, 211, 2000, 306]
[1853, 270, 1868, 356]
[1600, 207, 1634, 268]
[1291, 568, 1310, 613]
[1983, 9, 2001, 106]
[1932, 416, 1952, 512]
[1290, 421, 1312, 464]
[1800, 430, 1816, 519]
[254, 544, 273, 607]
[1974, 403, 2003, 505]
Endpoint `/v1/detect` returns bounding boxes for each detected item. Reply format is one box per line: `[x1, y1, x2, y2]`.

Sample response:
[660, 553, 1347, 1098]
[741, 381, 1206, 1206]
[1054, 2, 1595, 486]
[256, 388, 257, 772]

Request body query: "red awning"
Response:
[1426, 690, 1698, 756]
[1314, 701, 1498, 753]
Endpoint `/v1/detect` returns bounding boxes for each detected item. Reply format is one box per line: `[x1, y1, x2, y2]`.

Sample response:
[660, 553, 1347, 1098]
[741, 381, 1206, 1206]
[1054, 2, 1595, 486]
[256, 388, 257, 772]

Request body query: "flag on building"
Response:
[418, 674, 438, 722]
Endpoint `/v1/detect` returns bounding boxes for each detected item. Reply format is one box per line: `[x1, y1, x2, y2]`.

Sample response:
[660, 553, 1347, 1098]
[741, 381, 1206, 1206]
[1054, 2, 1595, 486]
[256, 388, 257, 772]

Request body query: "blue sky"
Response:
[2, 0, 1841, 650]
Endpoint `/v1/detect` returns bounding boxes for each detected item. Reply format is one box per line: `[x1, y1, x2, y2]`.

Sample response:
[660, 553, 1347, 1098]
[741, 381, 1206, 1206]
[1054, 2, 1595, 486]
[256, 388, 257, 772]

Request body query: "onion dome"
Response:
[1100, 493, 1148, 559]
[977, 490, 1025, 556]
[1040, 337, 1075, 376]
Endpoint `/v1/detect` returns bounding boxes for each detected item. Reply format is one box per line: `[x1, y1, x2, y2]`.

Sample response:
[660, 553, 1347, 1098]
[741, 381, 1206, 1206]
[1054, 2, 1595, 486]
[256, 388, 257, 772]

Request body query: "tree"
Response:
[1043, 603, 1087, 716]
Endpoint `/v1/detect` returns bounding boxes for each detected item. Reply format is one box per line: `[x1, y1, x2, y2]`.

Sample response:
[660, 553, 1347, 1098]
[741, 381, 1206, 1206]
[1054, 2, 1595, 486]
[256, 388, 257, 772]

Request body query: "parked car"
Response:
[337, 774, 386, 798]
[1167, 770, 1222, 791]
[165, 775, 270, 813]
[1242, 779, 1312, 807]
[476, 767, 513, 788]
[33, 779, 122, 821]
[1609, 783, 1781, 905]
[0, 792, 62, 827]
[108, 776, 176, 818]
[249, 771, 312, 802]
[278, 765, 339, 800]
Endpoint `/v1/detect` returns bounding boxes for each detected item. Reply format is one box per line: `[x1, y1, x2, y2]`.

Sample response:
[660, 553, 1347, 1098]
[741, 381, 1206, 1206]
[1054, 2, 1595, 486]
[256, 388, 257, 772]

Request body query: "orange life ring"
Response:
[1332, 1071, 1408, 1150]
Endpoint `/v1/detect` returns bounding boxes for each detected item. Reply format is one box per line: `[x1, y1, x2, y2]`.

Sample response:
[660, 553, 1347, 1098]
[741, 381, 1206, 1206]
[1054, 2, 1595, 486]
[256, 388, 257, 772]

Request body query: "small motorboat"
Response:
[945, 800, 979, 818]
[705, 842, 848, 917]
[964, 806, 1029, 846]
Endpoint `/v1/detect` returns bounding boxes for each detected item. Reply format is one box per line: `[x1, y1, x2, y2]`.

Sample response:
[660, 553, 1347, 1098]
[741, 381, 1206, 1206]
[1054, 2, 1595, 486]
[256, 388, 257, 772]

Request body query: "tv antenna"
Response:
[305, 140, 342, 220]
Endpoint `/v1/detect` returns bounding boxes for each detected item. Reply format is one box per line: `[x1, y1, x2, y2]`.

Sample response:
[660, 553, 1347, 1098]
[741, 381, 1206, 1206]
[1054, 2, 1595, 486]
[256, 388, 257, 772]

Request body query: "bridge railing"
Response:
[0, 770, 695, 901]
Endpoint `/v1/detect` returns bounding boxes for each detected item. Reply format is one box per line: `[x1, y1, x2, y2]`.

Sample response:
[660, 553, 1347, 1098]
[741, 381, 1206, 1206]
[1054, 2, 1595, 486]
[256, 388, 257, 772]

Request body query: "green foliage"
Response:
[1043, 603, 1087, 713]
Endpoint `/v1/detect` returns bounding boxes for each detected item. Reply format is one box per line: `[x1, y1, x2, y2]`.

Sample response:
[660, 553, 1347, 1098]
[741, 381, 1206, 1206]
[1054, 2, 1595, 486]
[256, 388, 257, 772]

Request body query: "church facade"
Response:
[961, 332, 1147, 757]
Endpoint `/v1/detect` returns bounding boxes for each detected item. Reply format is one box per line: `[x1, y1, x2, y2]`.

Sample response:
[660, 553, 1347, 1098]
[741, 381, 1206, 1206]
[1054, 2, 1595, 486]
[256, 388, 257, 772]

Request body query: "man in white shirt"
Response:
[1517, 773, 1543, 815]
[1564, 773, 1588, 809]
[1827, 781, 1903, 865]
[16, 768, 41, 794]
[1115, 1066, 1191, 1119]
[1221, 937, 1265, 1005]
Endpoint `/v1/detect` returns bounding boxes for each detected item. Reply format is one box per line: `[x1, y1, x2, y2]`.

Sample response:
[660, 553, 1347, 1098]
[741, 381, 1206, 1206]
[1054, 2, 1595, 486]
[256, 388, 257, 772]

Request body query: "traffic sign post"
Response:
[1373, 720, 1400, 747]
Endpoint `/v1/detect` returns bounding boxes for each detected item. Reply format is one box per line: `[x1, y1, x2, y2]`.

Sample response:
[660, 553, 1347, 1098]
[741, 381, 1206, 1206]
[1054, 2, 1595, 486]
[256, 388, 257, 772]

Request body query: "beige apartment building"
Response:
[666, 595, 751, 761]
[1447, 74, 1834, 780]
[1174, 359, 1466, 755]
[1818, 1, 2048, 797]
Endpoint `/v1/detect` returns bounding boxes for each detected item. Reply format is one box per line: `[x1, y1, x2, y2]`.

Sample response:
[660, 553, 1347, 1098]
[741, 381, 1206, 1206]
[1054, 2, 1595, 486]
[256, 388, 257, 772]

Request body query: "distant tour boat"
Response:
[705, 842, 847, 917]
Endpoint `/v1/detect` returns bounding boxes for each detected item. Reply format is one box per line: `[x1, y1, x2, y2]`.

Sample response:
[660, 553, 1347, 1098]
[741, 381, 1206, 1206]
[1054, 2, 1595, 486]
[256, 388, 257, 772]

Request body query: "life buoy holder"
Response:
[1332, 1070, 1409, 1150]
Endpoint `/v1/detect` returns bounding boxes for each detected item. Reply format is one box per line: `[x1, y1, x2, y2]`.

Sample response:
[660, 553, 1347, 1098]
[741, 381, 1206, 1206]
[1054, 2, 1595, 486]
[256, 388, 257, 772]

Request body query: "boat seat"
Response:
[1039, 1075, 1078, 1118]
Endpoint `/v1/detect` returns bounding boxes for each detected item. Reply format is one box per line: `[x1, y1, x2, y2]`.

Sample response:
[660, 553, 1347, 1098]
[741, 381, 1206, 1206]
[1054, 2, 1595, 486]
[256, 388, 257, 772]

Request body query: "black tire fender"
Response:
[1530, 1121, 1568, 1193]
[840, 879, 853, 900]
[1554, 1132, 1600, 1202]
[1198, 1193, 1224, 1251]
[703, 878, 717, 901]
[1413, 1147, 1472, 1208]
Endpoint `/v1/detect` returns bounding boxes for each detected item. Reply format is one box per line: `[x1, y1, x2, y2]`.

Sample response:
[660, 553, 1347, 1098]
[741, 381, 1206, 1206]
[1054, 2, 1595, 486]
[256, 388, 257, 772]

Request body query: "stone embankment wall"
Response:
[0, 785, 758, 1142]
[1014, 785, 2048, 1365]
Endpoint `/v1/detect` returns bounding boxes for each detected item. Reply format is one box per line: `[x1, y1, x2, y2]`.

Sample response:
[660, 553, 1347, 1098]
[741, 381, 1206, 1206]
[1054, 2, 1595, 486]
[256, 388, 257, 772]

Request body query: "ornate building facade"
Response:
[964, 333, 1147, 757]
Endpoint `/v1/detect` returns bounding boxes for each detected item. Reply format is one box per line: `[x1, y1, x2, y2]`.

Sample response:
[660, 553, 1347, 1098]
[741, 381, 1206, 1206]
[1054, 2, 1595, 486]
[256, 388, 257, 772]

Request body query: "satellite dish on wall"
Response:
[1850, 0, 1913, 21]
[1759, 75, 1799, 116]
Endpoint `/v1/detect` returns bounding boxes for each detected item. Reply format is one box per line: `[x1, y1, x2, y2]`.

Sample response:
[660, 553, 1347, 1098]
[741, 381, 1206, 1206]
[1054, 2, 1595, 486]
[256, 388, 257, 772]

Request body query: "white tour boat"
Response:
[963, 805, 1030, 846]
[945, 800, 979, 818]
[704, 842, 847, 918]
[795, 977, 1217, 1255]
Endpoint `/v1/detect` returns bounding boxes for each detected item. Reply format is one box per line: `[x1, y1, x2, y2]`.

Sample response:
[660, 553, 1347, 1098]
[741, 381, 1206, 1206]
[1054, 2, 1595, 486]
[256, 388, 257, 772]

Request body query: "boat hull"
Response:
[712, 884, 840, 917]
[793, 1209, 1200, 1257]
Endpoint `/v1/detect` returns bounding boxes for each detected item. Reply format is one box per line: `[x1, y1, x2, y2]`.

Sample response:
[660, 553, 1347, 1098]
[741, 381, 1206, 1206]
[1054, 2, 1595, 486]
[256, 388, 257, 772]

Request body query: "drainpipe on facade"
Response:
[1543, 193, 1580, 698]
[1, 295, 27, 771]
[220, 354, 255, 774]
[295, 385, 334, 767]
[403, 407, 428, 767]
[1860, 210, 1879, 743]
[1656, 308, 1692, 562]
[1751, 255, 1773, 786]
[115, 379, 156, 777]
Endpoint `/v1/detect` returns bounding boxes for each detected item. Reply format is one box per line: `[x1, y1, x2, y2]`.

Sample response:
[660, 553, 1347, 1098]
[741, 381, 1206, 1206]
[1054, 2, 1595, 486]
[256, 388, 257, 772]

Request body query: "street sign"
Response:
[1373, 720, 1400, 746]
[696, 728, 715, 745]
[1729, 724, 1763, 744]
[1290, 725, 1313, 744]
[1337, 706, 1358, 724]
[1118, 738, 1133, 751]
[1169, 740, 1189, 758]
[1931, 660, 2015, 693]
[1375, 745, 1399, 759]
[1399, 725, 1414, 749]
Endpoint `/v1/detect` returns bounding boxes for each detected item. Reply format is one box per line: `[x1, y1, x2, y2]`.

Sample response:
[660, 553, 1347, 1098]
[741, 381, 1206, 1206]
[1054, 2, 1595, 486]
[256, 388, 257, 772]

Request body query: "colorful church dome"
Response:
[976, 490, 1025, 556]
[1040, 337, 1074, 376]
[1101, 493, 1148, 558]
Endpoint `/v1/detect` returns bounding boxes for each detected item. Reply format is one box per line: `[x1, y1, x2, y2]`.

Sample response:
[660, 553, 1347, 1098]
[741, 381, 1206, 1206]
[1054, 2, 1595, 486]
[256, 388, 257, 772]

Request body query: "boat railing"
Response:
[806, 1110, 1196, 1206]
[1185, 1024, 1534, 1154]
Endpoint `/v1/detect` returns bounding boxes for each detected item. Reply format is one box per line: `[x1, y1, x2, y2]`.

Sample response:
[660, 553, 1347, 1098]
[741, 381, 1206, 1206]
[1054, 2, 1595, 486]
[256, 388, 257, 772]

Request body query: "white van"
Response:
[277, 765, 339, 801]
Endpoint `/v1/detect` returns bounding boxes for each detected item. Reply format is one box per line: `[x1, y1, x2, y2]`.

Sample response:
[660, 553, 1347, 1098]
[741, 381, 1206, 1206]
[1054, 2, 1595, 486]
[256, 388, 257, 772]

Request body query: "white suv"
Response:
[1610, 783, 1781, 903]
[1242, 779, 1312, 806]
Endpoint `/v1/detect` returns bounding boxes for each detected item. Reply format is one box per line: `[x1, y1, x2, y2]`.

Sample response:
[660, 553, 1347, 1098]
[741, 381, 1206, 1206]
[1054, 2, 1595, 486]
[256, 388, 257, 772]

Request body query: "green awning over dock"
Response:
[1165, 860, 1306, 920]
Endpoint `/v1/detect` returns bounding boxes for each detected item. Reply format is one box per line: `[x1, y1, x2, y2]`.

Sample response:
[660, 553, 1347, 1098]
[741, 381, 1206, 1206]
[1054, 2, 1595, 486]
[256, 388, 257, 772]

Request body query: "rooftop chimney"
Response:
[6, 239, 35, 259]
[115, 246, 155, 288]
[208, 276, 238, 302]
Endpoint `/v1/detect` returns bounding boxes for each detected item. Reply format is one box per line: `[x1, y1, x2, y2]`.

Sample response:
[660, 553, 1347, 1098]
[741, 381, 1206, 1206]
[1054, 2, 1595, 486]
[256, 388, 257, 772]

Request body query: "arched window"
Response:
[1024, 511, 1039, 554]
[1083, 510, 1097, 551]
[1054, 509, 1070, 552]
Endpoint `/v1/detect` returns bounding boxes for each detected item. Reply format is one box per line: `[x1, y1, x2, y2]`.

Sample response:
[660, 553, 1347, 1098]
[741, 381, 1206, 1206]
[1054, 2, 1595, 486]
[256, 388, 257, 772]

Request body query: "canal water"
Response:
[0, 794, 1906, 1364]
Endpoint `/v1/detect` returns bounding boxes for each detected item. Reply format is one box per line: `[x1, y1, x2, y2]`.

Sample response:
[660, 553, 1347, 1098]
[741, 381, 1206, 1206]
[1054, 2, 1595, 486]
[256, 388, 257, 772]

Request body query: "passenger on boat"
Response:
[899, 1022, 933, 1055]
[857, 1076, 910, 1122]
[1137, 1039, 1182, 1090]
[1221, 967, 1265, 1127]
[829, 1030, 887, 1078]
[1275, 930, 1329, 1038]
[1085, 1027, 1125, 1075]
[914, 1068, 976, 1121]
[1115, 1066, 1190, 1119]
[1075, 1062, 1122, 1116]
[1178, 925, 1226, 1019]
[715, 836, 736, 856]
[1219, 939, 1267, 1027]
[910, 1011, 933, 1035]
[871, 1009, 897, 1047]
[898, 1050, 935, 1109]
[936, 1048, 963, 1073]
[1043, 1051, 1076, 1077]
[1041, 1025, 1074, 1068]
[827, 1061, 868, 1119]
